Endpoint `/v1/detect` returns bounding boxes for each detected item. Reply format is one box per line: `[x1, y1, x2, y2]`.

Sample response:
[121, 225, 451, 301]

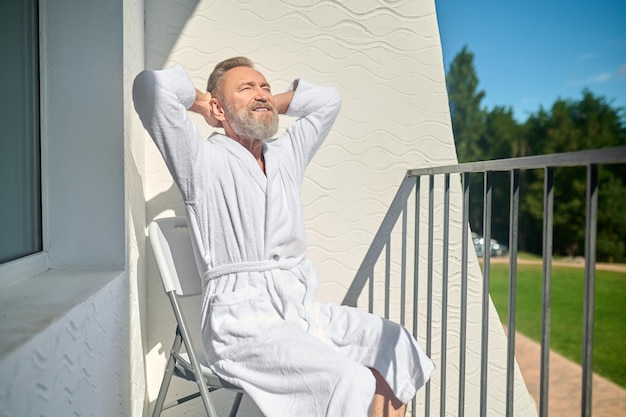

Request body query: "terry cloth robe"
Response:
[133, 64, 434, 417]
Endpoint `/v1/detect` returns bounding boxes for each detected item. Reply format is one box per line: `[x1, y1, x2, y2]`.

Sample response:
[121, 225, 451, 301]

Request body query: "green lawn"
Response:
[488, 262, 626, 388]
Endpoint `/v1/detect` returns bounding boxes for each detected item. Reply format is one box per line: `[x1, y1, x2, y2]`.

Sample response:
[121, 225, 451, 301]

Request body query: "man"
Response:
[133, 57, 434, 417]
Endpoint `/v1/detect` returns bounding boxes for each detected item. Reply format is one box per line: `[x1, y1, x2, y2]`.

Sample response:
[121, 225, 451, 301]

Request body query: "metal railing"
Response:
[342, 146, 626, 417]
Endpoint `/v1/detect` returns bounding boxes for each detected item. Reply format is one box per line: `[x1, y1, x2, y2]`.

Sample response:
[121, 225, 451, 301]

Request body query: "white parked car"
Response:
[472, 233, 508, 257]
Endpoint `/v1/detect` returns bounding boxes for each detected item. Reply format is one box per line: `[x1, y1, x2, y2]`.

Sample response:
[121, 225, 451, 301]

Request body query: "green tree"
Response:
[483, 106, 519, 159]
[446, 46, 491, 239]
[483, 107, 521, 245]
[446, 45, 486, 163]
[519, 91, 626, 261]
[445, 47, 626, 261]
[597, 175, 626, 262]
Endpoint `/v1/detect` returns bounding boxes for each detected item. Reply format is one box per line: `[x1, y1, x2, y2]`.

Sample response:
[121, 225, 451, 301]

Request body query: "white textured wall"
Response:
[0, 272, 129, 417]
[143, 0, 536, 415]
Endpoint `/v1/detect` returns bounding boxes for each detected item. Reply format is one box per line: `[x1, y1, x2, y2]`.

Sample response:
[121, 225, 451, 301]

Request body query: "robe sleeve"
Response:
[282, 79, 342, 174]
[132, 64, 202, 201]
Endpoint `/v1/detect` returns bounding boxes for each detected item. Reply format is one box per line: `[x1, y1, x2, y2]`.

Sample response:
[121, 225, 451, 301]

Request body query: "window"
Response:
[0, 0, 42, 264]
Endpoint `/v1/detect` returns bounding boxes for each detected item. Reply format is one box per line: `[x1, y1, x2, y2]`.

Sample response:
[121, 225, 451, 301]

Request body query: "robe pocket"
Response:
[207, 287, 280, 360]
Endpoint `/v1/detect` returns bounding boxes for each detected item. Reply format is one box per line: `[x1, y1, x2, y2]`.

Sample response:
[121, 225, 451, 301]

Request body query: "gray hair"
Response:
[206, 56, 254, 99]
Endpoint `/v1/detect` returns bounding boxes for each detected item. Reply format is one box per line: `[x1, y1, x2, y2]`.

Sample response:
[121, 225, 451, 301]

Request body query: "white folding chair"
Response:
[148, 217, 244, 417]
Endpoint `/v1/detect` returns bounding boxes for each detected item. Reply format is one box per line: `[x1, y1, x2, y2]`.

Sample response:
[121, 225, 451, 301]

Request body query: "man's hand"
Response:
[190, 89, 222, 128]
[273, 91, 295, 115]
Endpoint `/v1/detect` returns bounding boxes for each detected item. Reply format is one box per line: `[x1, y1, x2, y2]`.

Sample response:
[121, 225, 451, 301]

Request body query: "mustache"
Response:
[249, 100, 275, 112]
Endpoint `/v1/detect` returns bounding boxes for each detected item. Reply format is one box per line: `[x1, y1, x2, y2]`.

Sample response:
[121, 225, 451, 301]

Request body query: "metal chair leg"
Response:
[228, 392, 244, 417]
[152, 333, 183, 417]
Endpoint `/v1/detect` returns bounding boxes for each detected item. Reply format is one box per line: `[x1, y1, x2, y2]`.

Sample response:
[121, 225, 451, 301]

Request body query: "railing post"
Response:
[440, 174, 451, 417]
[540, 167, 554, 417]
[368, 264, 375, 314]
[458, 172, 470, 417]
[425, 175, 435, 417]
[480, 171, 493, 417]
[412, 176, 421, 417]
[385, 236, 391, 320]
[401, 202, 408, 326]
[506, 169, 520, 417]
[581, 164, 598, 417]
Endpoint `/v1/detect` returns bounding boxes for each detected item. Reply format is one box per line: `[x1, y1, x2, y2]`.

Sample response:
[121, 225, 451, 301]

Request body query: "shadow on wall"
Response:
[342, 176, 415, 307]
[140, 0, 200, 412]
[146, 0, 200, 70]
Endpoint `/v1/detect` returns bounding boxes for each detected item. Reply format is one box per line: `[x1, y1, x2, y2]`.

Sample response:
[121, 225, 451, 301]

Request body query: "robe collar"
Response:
[209, 133, 271, 190]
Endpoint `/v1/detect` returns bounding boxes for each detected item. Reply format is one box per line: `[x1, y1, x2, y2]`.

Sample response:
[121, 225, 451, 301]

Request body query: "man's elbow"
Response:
[132, 70, 157, 117]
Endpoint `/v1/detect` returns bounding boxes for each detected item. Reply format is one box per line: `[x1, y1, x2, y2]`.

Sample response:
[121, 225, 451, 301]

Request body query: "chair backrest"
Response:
[148, 217, 202, 296]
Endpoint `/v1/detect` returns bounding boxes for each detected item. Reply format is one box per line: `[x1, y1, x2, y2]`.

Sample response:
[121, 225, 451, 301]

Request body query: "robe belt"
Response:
[203, 257, 303, 281]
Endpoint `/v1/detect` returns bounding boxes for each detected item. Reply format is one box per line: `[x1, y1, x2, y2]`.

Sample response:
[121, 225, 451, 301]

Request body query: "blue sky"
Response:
[435, 0, 626, 121]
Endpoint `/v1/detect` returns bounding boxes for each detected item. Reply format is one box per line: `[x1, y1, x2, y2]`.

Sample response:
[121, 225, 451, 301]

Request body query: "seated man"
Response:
[133, 56, 434, 417]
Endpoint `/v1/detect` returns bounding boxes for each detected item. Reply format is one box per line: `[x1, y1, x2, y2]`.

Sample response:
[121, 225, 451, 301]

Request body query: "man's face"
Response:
[219, 66, 279, 141]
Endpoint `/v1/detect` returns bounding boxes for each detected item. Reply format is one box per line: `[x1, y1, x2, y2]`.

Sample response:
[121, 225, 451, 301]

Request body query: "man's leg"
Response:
[370, 368, 406, 417]
[312, 302, 434, 410]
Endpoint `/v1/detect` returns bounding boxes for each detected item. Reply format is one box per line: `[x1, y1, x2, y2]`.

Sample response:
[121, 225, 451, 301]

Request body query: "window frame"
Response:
[0, 0, 126, 286]
[0, 0, 47, 286]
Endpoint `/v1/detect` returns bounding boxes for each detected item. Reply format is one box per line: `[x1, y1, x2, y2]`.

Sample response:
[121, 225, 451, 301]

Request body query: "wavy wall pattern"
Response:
[144, 0, 537, 415]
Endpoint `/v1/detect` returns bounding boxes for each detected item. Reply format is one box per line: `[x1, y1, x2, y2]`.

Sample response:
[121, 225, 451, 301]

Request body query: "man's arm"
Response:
[278, 79, 342, 172]
[274, 78, 299, 115]
[132, 65, 203, 199]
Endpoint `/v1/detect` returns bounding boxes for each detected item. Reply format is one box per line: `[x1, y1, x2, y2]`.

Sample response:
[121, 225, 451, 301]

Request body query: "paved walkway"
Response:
[515, 330, 626, 416]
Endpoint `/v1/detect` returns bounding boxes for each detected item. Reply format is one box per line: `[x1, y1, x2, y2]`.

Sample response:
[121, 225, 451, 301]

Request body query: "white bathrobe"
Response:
[133, 65, 434, 416]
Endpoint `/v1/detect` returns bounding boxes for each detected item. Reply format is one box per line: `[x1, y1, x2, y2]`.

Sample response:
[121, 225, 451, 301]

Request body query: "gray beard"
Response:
[224, 101, 279, 141]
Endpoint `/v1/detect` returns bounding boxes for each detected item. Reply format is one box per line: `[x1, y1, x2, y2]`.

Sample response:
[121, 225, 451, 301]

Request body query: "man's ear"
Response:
[210, 97, 226, 121]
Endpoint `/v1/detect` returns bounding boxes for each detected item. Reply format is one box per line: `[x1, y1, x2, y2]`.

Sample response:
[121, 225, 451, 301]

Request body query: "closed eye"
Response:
[237, 81, 271, 93]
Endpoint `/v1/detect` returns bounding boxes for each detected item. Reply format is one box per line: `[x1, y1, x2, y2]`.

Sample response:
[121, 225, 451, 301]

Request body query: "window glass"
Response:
[0, 0, 42, 264]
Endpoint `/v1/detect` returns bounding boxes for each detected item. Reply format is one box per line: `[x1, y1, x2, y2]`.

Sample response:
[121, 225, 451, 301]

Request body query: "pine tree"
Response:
[446, 45, 486, 162]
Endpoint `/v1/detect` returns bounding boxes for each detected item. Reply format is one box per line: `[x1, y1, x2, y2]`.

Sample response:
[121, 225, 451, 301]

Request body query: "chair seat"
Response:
[175, 352, 243, 391]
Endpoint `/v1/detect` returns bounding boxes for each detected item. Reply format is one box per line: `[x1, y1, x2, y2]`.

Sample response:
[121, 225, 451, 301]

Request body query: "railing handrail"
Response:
[407, 146, 626, 176]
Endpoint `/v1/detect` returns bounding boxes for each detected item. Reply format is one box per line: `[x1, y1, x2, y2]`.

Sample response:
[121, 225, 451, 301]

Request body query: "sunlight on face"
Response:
[220, 66, 279, 141]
